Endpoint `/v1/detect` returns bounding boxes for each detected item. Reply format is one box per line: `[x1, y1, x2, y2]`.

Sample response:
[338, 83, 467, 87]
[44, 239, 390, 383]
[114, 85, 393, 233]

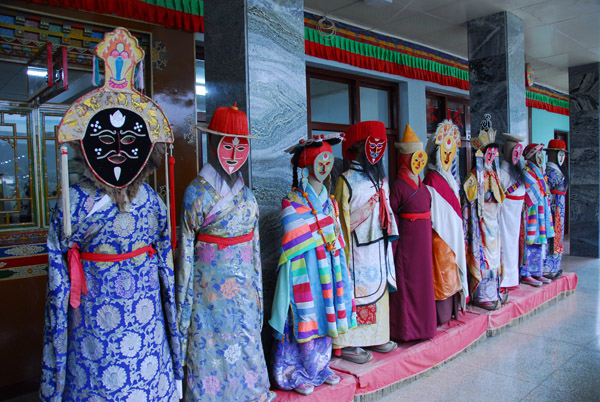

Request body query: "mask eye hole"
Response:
[99, 135, 115, 145]
[236, 146, 246, 152]
[223, 145, 233, 150]
[121, 135, 136, 145]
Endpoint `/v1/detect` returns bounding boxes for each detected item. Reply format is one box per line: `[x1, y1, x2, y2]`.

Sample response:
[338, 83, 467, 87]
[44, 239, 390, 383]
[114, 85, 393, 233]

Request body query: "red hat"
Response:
[545, 139, 569, 153]
[342, 121, 386, 160]
[298, 142, 333, 168]
[198, 103, 258, 139]
[523, 143, 544, 160]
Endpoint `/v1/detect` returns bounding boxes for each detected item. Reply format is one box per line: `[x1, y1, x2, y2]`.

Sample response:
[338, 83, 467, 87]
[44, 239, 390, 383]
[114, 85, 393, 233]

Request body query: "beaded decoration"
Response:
[293, 187, 340, 252]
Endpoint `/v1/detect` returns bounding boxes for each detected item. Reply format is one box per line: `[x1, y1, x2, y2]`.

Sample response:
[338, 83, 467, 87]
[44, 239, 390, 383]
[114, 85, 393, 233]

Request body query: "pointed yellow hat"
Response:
[395, 124, 423, 154]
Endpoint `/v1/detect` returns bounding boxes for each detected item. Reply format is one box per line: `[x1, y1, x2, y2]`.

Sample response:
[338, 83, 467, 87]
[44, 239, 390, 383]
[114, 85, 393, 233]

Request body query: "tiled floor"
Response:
[7, 257, 598, 402]
[382, 255, 600, 402]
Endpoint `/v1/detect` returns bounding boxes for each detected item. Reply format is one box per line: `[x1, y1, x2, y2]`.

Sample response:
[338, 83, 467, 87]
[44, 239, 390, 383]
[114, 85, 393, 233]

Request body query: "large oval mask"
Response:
[81, 108, 153, 189]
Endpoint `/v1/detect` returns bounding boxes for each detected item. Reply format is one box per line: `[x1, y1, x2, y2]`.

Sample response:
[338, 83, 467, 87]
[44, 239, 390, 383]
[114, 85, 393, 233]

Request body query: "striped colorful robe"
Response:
[521, 161, 555, 277]
[269, 182, 357, 390]
[270, 182, 357, 342]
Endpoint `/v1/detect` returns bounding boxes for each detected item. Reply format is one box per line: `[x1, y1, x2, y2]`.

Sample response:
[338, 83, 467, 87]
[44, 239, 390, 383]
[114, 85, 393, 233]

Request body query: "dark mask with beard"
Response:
[82, 108, 153, 189]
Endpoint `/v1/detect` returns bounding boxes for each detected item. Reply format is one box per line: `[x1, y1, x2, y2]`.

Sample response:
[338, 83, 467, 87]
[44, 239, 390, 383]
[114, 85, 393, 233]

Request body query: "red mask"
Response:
[485, 147, 498, 170]
[217, 136, 249, 174]
[512, 143, 523, 165]
[365, 136, 387, 165]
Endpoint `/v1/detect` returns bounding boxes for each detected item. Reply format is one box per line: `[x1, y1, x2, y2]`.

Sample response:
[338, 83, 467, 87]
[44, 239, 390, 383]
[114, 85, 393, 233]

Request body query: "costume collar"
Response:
[200, 163, 243, 197]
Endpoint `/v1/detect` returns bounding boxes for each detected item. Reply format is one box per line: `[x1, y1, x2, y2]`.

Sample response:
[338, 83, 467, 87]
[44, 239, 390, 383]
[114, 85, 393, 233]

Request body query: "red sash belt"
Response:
[551, 190, 567, 195]
[197, 231, 254, 250]
[67, 244, 156, 309]
[398, 211, 431, 221]
[506, 194, 526, 200]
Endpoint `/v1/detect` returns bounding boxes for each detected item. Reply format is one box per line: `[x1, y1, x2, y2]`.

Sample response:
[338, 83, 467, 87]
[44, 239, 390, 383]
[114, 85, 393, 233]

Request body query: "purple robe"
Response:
[389, 176, 437, 341]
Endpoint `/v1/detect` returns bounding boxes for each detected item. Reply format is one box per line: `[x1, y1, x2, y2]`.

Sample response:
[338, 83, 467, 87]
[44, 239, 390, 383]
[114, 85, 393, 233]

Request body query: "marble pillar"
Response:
[468, 12, 527, 141]
[569, 63, 600, 257]
[203, 0, 307, 344]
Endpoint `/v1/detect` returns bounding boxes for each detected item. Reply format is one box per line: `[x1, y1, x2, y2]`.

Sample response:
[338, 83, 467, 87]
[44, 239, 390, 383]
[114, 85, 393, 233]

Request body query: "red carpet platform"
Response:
[273, 371, 357, 402]
[273, 272, 578, 400]
[467, 272, 578, 334]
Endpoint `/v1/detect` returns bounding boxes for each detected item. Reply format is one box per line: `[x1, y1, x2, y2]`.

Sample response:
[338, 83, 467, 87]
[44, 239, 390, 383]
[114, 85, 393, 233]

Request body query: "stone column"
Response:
[204, 0, 307, 343]
[467, 11, 527, 141]
[569, 63, 600, 257]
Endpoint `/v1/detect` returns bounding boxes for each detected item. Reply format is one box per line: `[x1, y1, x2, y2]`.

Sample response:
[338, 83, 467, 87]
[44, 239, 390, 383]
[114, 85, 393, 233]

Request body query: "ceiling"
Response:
[304, 0, 600, 93]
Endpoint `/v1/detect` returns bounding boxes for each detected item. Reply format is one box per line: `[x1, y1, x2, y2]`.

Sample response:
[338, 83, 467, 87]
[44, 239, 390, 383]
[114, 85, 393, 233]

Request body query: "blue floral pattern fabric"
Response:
[177, 165, 273, 402]
[545, 163, 567, 274]
[40, 176, 183, 402]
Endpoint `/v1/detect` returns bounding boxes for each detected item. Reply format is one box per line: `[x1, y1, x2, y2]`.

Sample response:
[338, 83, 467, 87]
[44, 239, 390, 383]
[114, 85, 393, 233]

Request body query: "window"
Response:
[426, 92, 471, 179]
[307, 68, 398, 178]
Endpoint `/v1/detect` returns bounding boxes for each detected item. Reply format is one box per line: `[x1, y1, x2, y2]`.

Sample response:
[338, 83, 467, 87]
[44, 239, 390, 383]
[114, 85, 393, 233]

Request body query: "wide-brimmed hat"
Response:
[198, 103, 258, 139]
[544, 139, 569, 153]
[394, 124, 423, 154]
[502, 133, 525, 143]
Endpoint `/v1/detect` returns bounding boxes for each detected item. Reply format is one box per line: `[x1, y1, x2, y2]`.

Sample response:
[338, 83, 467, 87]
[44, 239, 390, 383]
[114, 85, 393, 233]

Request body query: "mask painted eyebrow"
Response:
[120, 129, 148, 137]
[90, 129, 116, 137]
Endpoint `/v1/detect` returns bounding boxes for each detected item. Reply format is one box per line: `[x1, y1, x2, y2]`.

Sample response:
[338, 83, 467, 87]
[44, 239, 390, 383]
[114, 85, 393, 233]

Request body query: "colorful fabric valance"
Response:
[25, 0, 204, 32]
[304, 12, 469, 91]
[526, 84, 570, 116]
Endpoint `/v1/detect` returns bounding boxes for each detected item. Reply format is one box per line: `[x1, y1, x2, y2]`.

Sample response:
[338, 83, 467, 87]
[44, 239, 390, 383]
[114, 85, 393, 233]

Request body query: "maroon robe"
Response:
[389, 175, 437, 341]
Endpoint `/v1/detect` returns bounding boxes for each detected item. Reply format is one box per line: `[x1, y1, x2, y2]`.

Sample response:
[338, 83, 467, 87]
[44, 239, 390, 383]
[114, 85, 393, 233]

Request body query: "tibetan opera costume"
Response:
[177, 105, 274, 401]
[389, 124, 437, 341]
[498, 134, 526, 289]
[270, 134, 356, 396]
[544, 140, 569, 279]
[40, 28, 183, 401]
[334, 121, 398, 362]
[423, 120, 467, 324]
[463, 117, 506, 310]
[520, 143, 555, 287]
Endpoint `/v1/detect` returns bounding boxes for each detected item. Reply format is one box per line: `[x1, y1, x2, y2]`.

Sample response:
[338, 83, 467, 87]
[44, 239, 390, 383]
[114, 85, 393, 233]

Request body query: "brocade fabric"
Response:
[40, 177, 182, 401]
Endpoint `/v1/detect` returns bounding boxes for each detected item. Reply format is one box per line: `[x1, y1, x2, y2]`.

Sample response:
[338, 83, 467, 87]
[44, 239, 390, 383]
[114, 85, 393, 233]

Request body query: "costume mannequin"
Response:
[40, 28, 183, 401]
[463, 117, 506, 310]
[333, 121, 398, 363]
[177, 104, 274, 401]
[498, 134, 526, 289]
[270, 134, 356, 396]
[423, 120, 467, 324]
[520, 144, 555, 287]
[544, 139, 569, 279]
[389, 124, 437, 340]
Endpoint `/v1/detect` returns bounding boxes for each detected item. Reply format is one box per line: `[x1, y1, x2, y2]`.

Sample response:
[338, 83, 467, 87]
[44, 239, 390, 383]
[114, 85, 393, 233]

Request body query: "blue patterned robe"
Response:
[177, 164, 273, 402]
[40, 176, 183, 401]
[544, 162, 567, 274]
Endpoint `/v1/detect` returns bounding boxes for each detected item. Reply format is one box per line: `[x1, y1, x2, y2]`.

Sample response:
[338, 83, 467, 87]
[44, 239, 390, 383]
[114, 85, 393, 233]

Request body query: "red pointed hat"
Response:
[198, 103, 258, 139]
[342, 121, 386, 160]
[545, 139, 569, 153]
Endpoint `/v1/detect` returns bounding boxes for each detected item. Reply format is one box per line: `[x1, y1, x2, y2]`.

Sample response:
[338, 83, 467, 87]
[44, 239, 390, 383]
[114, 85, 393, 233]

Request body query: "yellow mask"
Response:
[434, 120, 461, 172]
[411, 150, 428, 175]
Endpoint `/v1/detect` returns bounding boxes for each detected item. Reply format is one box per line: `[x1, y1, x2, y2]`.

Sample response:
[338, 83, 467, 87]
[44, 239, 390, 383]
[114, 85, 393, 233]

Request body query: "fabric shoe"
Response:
[340, 347, 373, 364]
[368, 340, 397, 354]
[471, 300, 500, 311]
[533, 275, 552, 284]
[293, 383, 314, 396]
[324, 374, 340, 386]
[521, 276, 542, 287]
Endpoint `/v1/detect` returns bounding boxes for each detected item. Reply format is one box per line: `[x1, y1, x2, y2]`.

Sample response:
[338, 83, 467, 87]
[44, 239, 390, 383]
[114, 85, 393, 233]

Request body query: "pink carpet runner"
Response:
[272, 272, 578, 400]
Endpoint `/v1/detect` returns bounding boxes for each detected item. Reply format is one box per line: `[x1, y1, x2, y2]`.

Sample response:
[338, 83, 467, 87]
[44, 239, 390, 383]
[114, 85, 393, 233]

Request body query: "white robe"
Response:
[498, 160, 525, 288]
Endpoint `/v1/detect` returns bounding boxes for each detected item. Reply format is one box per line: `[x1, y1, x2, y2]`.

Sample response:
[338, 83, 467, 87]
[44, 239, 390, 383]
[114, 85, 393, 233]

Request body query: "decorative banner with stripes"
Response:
[526, 84, 570, 116]
[304, 12, 469, 90]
